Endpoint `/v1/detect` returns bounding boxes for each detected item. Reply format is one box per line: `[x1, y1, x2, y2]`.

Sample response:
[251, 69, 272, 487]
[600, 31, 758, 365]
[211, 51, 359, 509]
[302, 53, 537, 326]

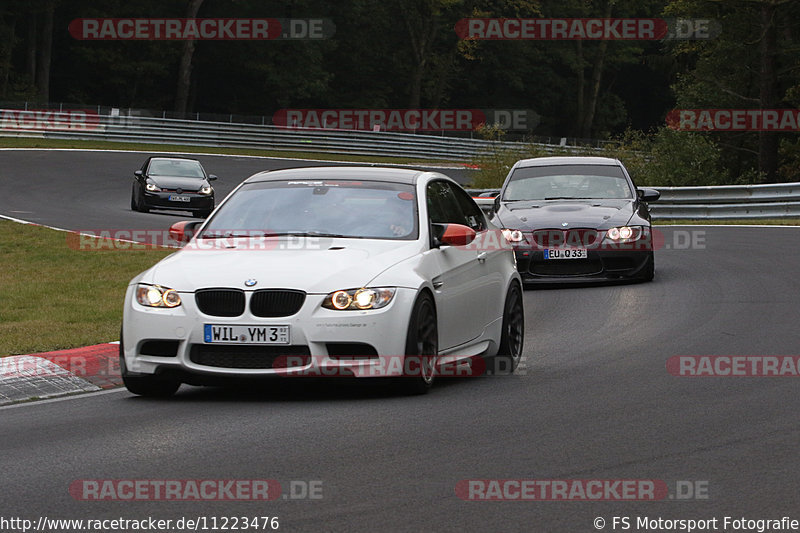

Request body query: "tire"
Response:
[130, 184, 137, 211]
[119, 330, 180, 397]
[489, 282, 524, 375]
[639, 252, 655, 282]
[398, 292, 438, 395]
[136, 186, 149, 213]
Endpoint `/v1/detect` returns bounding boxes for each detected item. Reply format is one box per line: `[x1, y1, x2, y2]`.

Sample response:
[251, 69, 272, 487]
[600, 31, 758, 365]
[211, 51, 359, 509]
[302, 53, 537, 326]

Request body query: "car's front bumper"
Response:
[513, 248, 652, 283]
[121, 285, 420, 382]
[143, 191, 214, 212]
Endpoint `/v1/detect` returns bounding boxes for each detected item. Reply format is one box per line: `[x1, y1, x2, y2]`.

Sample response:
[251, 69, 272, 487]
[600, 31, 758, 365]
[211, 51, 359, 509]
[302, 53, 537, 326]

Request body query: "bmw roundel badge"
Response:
[244, 279, 257, 287]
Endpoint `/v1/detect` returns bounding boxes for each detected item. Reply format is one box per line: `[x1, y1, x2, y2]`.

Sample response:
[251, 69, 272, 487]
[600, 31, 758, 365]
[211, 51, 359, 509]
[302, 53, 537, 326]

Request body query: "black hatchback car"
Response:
[131, 156, 216, 217]
[490, 156, 660, 284]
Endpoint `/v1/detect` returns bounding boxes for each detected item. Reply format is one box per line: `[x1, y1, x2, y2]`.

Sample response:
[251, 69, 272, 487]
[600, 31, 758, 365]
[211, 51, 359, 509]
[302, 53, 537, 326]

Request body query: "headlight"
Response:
[501, 229, 525, 243]
[200, 186, 213, 195]
[145, 182, 161, 192]
[605, 226, 643, 243]
[135, 284, 182, 308]
[322, 287, 396, 310]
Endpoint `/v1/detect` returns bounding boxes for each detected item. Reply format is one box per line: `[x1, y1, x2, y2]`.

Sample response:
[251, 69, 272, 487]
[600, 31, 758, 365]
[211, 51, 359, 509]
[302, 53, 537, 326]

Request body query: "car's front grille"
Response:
[326, 343, 379, 359]
[603, 257, 636, 271]
[189, 345, 311, 369]
[250, 289, 306, 317]
[530, 259, 603, 276]
[531, 228, 601, 248]
[195, 289, 245, 317]
[139, 340, 179, 357]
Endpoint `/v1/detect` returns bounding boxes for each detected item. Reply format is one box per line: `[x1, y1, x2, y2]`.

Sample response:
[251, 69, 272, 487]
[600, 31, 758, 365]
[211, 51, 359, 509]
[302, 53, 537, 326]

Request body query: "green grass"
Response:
[0, 221, 172, 356]
[0, 135, 460, 166]
[654, 218, 800, 225]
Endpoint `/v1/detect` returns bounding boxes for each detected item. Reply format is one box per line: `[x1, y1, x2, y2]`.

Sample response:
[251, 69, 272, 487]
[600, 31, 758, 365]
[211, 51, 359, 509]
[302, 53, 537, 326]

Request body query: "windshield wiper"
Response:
[265, 231, 360, 238]
[544, 196, 593, 200]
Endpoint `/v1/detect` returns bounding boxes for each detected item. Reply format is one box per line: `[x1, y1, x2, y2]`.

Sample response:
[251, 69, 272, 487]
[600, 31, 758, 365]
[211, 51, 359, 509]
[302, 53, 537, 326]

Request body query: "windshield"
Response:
[503, 164, 634, 201]
[148, 159, 205, 178]
[202, 179, 419, 240]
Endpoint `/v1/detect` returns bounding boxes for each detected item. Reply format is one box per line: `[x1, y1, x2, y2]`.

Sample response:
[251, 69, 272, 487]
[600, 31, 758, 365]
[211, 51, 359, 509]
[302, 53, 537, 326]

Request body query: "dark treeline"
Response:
[0, 0, 798, 183]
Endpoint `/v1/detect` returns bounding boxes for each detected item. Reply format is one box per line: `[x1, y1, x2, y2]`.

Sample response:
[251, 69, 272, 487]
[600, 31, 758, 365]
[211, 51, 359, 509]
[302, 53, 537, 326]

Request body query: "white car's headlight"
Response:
[135, 284, 182, 308]
[145, 182, 161, 192]
[605, 226, 643, 243]
[322, 288, 396, 310]
[200, 186, 213, 195]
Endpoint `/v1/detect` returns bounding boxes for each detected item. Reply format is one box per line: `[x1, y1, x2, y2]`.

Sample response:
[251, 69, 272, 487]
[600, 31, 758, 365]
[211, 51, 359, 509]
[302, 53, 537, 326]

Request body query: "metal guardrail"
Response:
[0, 111, 588, 161]
[2, 108, 797, 219]
[467, 184, 800, 220]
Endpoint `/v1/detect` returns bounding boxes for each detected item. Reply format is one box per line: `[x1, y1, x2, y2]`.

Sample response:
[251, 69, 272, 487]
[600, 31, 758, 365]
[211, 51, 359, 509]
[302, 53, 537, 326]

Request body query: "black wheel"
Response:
[130, 184, 137, 211]
[136, 186, 149, 213]
[398, 292, 438, 395]
[489, 282, 524, 375]
[119, 330, 180, 397]
[640, 252, 655, 282]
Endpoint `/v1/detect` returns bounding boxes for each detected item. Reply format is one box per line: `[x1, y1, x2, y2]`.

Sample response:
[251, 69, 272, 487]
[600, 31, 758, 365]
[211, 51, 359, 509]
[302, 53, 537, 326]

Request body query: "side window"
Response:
[451, 185, 487, 232]
[426, 181, 467, 226]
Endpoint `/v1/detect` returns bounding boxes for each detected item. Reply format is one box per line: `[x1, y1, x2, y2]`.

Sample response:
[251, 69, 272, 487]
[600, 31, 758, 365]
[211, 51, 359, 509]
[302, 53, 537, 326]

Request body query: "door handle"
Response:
[477, 252, 487, 263]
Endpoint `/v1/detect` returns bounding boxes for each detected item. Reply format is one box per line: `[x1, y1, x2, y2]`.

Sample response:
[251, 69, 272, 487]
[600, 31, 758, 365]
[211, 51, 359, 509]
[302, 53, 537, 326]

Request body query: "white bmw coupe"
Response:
[121, 166, 524, 396]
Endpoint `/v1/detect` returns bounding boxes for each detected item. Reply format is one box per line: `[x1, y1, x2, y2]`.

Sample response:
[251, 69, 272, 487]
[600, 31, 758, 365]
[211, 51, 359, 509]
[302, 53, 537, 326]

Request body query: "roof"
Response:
[514, 156, 621, 168]
[245, 166, 430, 185]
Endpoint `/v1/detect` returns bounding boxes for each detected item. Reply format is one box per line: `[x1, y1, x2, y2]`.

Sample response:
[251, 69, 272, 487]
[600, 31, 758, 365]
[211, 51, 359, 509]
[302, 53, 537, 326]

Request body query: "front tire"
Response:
[398, 292, 438, 395]
[119, 332, 180, 397]
[489, 282, 524, 375]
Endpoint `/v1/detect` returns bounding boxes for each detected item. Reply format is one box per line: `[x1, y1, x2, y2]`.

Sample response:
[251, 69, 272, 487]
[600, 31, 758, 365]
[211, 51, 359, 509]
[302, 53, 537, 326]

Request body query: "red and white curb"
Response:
[0, 342, 121, 405]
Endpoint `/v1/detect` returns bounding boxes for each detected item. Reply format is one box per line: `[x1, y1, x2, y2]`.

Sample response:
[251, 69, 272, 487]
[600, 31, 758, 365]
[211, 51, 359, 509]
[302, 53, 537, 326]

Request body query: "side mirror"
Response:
[433, 223, 477, 247]
[168, 220, 202, 245]
[638, 188, 661, 202]
[493, 195, 501, 212]
[134, 170, 143, 178]
[208, 174, 218, 181]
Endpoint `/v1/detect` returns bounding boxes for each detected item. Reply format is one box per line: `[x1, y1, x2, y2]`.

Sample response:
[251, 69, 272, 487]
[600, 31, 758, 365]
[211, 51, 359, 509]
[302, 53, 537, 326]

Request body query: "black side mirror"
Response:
[208, 174, 218, 181]
[638, 188, 660, 202]
[134, 170, 143, 178]
[493, 195, 501, 212]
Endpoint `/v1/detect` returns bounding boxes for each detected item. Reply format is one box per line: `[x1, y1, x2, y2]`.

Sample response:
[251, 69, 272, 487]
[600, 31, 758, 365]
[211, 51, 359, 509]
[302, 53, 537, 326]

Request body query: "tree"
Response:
[665, 0, 800, 182]
[174, 0, 204, 115]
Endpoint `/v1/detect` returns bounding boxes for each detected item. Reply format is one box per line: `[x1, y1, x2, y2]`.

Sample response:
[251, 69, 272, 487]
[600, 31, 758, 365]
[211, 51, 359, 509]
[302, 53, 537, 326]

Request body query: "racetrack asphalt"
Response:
[1, 149, 800, 531]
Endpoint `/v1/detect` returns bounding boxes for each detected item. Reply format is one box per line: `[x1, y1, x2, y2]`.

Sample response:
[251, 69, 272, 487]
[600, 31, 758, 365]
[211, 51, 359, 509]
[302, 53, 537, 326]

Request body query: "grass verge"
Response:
[0, 136, 460, 166]
[0, 220, 172, 356]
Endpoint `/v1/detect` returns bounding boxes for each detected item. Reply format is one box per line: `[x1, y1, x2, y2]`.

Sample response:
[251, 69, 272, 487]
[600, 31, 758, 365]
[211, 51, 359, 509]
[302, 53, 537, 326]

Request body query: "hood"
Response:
[495, 199, 634, 230]
[141, 237, 422, 293]
[148, 176, 208, 191]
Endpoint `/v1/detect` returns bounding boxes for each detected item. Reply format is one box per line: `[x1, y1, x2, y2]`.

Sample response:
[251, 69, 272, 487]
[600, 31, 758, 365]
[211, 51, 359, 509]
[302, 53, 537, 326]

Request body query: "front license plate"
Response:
[544, 248, 587, 260]
[204, 324, 290, 344]
[168, 195, 191, 202]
